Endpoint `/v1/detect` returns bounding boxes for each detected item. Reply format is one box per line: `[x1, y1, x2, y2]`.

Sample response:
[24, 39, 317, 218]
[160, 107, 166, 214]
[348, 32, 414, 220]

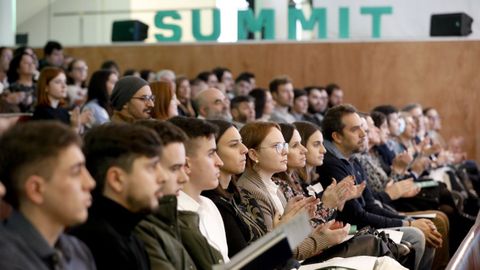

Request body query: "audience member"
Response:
[0, 121, 96, 269]
[230, 95, 255, 128]
[39, 41, 64, 70]
[269, 76, 295, 123]
[5, 52, 37, 112]
[249, 88, 274, 121]
[150, 81, 178, 120]
[32, 67, 91, 132]
[168, 116, 229, 263]
[66, 58, 88, 107]
[110, 76, 153, 123]
[82, 69, 118, 126]
[193, 88, 231, 121]
[326, 83, 344, 108]
[176, 76, 195, 117]
[70, 123, 167, 270]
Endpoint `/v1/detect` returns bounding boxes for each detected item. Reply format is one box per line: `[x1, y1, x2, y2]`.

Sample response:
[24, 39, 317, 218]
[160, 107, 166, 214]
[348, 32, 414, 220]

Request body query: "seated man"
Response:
[168, 116, 229, 263]
[134, 120, 224, 270]
[230, 95, 255, 129]
[70, 123, 167, 270]
[317, 104, 437, 270]
[0, 121, 96, 269]
[110, 76, 154, 123]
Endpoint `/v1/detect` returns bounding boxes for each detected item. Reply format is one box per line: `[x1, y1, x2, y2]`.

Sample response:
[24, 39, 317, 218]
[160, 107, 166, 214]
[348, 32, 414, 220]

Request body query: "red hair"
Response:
[36, 67, 65, 106]
[150, 81, 173, 120]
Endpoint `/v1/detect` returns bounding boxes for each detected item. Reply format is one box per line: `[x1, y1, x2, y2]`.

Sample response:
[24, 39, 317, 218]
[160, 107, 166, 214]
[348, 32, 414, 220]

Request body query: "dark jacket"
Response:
[32, 105, 70, 125]
[134, 195, 197, 270]
[0, 211, 96, 270]
[202, 189, 251, 258]
[316, 141, 404, 229]
[69, 196, 150, 270]
[177, 210, 225, 269]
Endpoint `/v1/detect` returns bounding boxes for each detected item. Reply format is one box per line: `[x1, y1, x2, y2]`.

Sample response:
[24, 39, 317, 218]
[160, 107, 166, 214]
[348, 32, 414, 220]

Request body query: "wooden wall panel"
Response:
[44, 41, 479, 162]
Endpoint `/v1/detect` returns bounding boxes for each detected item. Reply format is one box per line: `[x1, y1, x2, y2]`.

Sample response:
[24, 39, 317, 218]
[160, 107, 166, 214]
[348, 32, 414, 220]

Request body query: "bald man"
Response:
[193, 88, 232, 121]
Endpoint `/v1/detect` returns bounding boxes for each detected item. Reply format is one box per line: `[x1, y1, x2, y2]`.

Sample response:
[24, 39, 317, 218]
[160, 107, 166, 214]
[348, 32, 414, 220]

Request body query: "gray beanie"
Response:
[110, 76, 149, 111]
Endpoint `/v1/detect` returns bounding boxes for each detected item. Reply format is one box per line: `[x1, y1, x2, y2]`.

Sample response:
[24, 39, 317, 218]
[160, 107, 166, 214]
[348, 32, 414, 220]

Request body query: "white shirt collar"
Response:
[177, 190, 200, 212]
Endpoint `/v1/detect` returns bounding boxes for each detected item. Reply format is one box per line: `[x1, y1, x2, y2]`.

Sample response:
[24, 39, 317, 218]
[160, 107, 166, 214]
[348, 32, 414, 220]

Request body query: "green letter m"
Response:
[237, 9, 275, 40]
[288, 8, 326, 40]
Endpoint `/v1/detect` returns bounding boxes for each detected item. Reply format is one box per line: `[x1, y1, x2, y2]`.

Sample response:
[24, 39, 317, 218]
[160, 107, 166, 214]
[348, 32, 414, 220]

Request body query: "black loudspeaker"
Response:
[15, 33, 28, 45]
[112, 20, 149, 42]
[430, 13, 473, 36]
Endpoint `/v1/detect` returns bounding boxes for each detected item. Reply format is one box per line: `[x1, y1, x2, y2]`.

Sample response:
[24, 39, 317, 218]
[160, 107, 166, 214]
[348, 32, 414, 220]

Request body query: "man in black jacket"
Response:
[0, 121, 96, 270]
[70, 123, 167, 270]
[317, 104, 437, 270]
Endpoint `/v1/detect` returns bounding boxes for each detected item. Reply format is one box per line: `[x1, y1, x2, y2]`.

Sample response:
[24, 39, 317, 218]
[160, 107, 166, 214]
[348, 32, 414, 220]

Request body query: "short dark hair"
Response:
[293, 89, 307, 101]
[236, 71, 255, 82]
[230, 95, 253, 110]
[325, 83, 340, 96]
[322, 104, 357, 141]
[0, 121, 81, 208]
[371, 111, 387, 128]
[83, 123, 163, 197]
[372, 105, 398, 117]
[248, 88, 268, 119]
[269, 76, 291, 94]
[304, 86, 326, 95]
[212, 67, 231, 81]
[235, 72, 252, 84]
[140, 69, 153, 81]
[43, 40, 63, 56]
[100, 60, 119, 73]
[168, 116, 218, 155]
[134, 120, 187, 146]
[123, 69, 138, 77]
[196, 71, 214, 83]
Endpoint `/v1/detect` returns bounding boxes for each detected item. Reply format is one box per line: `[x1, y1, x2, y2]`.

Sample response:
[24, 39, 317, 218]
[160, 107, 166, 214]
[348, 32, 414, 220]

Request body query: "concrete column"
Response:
[0, 0, 16, 46]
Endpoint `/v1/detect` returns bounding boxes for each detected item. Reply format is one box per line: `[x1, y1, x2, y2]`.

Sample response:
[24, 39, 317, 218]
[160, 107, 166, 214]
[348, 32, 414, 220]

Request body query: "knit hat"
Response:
[110, 76, 149, 111]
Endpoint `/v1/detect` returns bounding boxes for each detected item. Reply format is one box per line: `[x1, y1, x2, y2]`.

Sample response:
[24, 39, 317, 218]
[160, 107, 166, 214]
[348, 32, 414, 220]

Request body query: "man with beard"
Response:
[110, 76, 154, 123]
[305, 86, 328, 126]
[317, 104, 435, 270]
[0, 121, 96, 270]
[194, 88, 232, 121]
[268, 76, 295, 123]
[230, 95, 255, 129]
[69, 124, 167, 270]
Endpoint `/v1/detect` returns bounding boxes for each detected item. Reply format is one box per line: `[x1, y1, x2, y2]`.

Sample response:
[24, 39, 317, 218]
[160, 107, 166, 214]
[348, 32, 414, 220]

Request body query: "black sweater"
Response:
[69, 196, 150, 270]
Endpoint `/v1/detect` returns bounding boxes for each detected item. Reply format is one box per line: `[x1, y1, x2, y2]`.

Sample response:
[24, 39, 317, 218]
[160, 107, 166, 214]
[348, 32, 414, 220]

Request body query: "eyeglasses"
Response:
[131, 95, 155, 103]
[258, 142, 289, 154]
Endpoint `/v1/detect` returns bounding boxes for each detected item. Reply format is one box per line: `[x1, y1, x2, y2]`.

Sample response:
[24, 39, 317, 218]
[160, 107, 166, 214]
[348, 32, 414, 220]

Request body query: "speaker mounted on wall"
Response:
[430, 13, 473, 37]
[112, 20, 149, 42]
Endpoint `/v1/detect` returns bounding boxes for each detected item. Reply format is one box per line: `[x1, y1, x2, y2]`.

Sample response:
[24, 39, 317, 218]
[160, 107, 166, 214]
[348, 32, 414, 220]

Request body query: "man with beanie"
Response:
[110, 76, 154, 123]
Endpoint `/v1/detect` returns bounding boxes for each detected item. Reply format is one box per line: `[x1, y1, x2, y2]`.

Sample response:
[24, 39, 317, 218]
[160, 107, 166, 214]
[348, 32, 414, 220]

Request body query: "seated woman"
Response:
[248, 88, 274, 122]
[275, 123, 357, 224]
[151, 81, 178, 120]
[237, 122, 393, 263]
[5, 52, 37, 112]
[82, 69, 118, 126]
[175, 76, 195, 117]
[66, 58, 88, 107]
[32, 67, 91, 132]
[202, 120, 267, 257]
